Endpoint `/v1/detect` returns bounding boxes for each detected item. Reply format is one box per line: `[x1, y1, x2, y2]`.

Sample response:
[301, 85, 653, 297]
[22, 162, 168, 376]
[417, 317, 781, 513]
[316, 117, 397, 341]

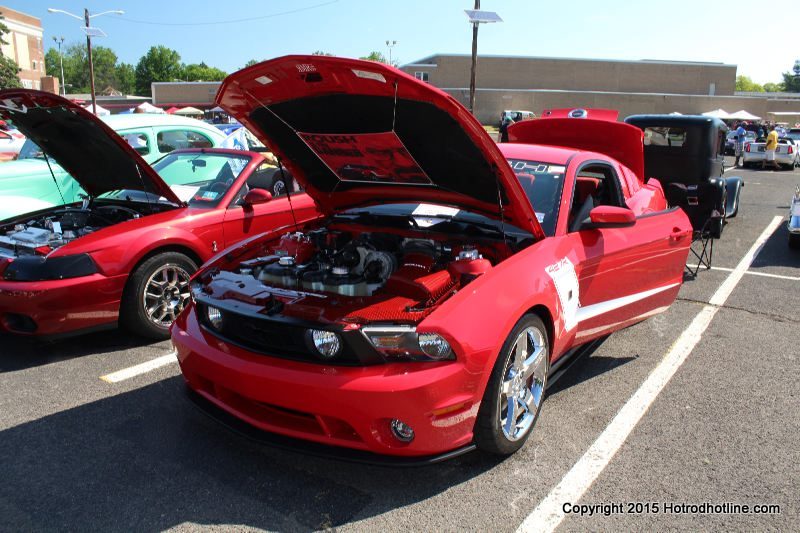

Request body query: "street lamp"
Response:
[51, 35, 66, 96]
[464, 3, 502, 115]
[385, 40, 397, 67]
[47, 7, 124, 114]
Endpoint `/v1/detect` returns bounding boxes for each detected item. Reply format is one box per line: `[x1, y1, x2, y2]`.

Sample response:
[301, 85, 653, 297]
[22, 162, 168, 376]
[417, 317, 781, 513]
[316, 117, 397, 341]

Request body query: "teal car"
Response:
[0, 114, 227, 220]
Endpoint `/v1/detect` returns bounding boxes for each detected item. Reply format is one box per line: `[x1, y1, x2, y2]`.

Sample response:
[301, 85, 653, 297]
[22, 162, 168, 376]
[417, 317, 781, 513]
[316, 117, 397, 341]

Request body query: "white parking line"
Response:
[688, 264, 800, 282]
[517, 215, 784, 533]
[100, 351, 178, 383]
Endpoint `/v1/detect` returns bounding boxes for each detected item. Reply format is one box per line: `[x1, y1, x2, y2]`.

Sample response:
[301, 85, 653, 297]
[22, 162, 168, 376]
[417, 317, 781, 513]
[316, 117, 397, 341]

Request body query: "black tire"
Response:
[474, 314, 550, 455]
[789, 233, 800, 250]
[120, 251, 197, 339]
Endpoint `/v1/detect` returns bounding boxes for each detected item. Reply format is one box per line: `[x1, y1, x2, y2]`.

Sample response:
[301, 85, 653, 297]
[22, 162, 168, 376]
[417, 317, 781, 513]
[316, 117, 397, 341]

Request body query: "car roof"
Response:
[100, 113, 224, 135]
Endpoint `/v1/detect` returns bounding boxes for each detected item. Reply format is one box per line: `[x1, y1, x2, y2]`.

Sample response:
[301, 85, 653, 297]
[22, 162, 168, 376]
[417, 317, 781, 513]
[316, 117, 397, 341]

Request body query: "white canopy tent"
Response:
[174, 106, 203, 116]
[701, 108, 733, 119]
[728, 110, 761, 121]
[83, 103, 110, 116]
[135, 102, 165, 114]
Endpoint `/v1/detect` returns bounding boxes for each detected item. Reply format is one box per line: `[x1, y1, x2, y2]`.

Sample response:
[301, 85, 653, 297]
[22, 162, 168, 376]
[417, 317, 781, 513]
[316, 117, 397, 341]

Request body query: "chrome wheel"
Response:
[142, 263, 191, 328]
[499, 326, 548, 441]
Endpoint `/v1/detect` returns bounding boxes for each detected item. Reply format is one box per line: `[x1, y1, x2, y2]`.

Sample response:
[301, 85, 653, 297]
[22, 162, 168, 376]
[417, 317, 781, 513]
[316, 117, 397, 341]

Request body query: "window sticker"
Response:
[535, 212, 545, 223]
[298, 131, 432, 185]
[545, 257, 580, 332]
[193, 190, 220, 202]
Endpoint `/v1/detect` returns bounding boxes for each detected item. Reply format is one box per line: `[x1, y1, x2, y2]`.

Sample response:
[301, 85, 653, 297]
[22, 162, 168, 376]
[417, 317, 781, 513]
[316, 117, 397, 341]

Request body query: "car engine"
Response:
[231, 228, 494, 305]
[0, 205, 142, 258]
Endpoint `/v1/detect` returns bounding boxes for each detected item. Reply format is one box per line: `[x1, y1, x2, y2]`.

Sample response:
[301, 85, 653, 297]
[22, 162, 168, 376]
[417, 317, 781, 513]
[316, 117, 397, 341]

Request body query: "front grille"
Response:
[197, 303, 380, 365]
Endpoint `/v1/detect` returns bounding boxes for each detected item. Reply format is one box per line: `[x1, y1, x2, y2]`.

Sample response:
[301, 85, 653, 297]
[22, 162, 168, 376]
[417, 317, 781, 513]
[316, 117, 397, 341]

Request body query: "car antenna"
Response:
[42, 151, 67, 208]
[277, 158, 298, 229]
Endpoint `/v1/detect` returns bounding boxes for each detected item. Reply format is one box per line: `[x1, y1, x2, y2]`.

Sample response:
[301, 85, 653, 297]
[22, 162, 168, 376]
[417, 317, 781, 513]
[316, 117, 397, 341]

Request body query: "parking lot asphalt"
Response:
[1, 161, 798, 532]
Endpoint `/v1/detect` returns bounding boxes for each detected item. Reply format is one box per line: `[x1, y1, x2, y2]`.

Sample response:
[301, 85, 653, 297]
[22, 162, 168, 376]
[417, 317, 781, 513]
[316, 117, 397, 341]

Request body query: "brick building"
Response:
[0, 5, 45, 90]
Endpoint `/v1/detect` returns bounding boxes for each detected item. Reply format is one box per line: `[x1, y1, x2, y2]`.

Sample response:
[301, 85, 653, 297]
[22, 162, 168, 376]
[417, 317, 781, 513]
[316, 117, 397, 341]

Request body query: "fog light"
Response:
[390, 418, 415, 442]
[206, 306, 223, 330]
[417, 333, 452, 360]
[310, 329, 341, 358]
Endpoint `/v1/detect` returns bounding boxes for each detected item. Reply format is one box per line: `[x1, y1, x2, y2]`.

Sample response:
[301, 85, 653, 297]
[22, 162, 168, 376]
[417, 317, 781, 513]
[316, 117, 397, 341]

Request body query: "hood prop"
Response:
[493, 163, 508, 247]
[42, 152, 67, 208]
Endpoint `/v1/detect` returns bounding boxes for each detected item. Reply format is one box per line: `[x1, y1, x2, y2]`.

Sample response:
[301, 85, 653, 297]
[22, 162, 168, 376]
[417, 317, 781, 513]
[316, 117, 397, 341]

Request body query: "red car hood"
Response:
[0, 90, 180, 203]
[508, 117, 645, 183]
[216, 55, 544, 239]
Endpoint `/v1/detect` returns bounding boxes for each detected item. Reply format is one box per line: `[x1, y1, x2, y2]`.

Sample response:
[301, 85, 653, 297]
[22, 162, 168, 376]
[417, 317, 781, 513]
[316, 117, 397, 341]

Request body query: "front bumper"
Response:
[0, 272, 126, 336]
[172, 304, 484, 457]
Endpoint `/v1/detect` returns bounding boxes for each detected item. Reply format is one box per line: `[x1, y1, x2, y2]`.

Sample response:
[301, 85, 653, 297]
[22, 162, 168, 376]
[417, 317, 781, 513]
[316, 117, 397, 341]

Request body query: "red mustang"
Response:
[172, 56, 692, 459]
[0, 90, 318, 339]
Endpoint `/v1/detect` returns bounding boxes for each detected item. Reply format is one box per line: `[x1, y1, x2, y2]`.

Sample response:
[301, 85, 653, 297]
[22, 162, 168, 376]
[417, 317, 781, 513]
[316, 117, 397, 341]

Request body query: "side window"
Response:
[156, 129, 214, 153]
[120, 131, 150, 156]
[568, 163, 625, 233]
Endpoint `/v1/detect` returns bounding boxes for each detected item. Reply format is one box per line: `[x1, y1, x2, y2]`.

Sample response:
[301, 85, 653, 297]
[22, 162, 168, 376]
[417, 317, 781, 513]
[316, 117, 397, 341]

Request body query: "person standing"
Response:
[734, 122, 747, 167]
[498, 116, 514, 143]
[762, 125, 780, 170]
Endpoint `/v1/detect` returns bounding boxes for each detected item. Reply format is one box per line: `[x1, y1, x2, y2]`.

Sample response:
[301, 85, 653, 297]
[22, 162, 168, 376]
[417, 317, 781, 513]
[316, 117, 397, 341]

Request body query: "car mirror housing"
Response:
[242, 188, 272, 207]
[587, 205, 636, 228]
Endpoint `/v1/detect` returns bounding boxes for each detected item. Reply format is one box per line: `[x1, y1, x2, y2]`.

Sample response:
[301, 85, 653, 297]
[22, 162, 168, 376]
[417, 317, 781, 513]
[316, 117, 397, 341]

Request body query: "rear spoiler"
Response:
[540, 108, 619, 121]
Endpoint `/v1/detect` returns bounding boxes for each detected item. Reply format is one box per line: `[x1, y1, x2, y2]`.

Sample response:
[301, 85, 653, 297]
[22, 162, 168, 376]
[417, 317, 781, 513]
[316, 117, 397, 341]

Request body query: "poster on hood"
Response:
[297, 131, 432, 185]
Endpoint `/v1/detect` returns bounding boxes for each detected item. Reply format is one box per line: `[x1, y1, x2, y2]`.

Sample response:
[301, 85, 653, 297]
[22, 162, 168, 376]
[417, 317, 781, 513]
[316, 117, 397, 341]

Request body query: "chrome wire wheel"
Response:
[142, 263, 191, 328]
[499, 326, 548, 441]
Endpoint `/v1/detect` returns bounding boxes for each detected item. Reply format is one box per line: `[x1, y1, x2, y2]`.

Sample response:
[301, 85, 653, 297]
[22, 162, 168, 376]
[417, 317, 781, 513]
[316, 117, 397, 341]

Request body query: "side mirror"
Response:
[587, 205, 636, 228]
[242, 188, 272, 207]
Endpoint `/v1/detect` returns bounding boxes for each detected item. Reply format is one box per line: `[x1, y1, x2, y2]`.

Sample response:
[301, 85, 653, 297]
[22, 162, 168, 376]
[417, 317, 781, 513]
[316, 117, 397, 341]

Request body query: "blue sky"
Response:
[9, 0, 796, 84]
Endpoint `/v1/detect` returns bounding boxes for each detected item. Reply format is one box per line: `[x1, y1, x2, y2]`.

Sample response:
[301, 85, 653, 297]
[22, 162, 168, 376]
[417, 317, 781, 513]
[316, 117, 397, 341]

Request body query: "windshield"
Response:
[151, 151, 251, 208]
[506, 159, 565, 236]
[17, 139, 45, 160]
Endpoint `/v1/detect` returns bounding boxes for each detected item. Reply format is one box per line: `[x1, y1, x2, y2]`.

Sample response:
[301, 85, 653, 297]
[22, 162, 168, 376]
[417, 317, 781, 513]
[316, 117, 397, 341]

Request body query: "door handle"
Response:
[669, 227, 688, 242]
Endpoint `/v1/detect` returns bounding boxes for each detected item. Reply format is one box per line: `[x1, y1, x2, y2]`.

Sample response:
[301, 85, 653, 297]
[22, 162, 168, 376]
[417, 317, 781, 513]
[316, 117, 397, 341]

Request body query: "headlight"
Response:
[2, 253, 98, 281]
[309, 329, 341, 359]
[205, 305, 223, 330]
[362, 326, 454, 361]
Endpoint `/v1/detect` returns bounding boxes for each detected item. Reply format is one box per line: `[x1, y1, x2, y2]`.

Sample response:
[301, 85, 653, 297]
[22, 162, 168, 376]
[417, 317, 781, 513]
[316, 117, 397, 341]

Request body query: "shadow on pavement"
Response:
[547, 353, 637, 396]
[0, 376, 502, 531]
[750, 223, 800, 270]
[0, 329, 165, 373]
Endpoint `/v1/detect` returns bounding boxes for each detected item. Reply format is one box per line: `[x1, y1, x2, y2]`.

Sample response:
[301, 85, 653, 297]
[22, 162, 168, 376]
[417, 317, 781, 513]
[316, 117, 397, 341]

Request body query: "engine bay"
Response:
[0, 204, 144, 258]
[198, 225, 501, 325]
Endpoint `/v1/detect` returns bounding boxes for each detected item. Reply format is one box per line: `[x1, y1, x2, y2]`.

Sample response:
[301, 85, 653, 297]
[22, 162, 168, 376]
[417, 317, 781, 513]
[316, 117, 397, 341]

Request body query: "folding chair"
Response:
[666, 183, 722, 278]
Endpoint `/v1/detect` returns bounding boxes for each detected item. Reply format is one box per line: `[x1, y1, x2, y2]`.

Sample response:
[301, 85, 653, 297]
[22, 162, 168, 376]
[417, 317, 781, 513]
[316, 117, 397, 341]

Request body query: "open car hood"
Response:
[216, 55, 543, 239]
[508, 117, 645, 183]
[0, 90, 180, 203]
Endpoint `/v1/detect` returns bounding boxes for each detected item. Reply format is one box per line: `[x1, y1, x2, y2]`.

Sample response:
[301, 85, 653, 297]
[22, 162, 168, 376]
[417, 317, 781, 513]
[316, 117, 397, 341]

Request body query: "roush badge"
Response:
[568, 108, 588, 119]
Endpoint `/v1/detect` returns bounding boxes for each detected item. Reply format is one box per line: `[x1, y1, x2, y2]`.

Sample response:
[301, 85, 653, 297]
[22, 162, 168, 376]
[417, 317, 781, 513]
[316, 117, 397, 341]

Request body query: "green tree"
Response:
[181, 62, 226, 82]
[312, 51, 334, 56]
[735, 75, 763, 92]
[134, 45, 182, 96]
[244, 59, 260, 68]
[763, 82, 784, 93]
[781, 71, 800, 93]
[360, 51, 387, 63]
[0, 14, 20, 87]
[116, 62, 135, 94]
[0, 56, 21, 89]
[0, 14, 11, 53]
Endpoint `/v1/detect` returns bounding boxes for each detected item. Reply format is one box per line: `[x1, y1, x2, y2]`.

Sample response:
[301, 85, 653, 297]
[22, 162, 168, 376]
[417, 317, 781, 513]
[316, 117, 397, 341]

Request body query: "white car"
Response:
[742, 137, 798, 169]
[0, 129, 25, 161]
[789, 186, 800, 249]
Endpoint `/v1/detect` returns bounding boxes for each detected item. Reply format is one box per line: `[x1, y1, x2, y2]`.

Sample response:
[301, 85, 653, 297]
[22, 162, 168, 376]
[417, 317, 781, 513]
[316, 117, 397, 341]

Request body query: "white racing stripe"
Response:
[517, 215, 783, 533]
[100, 351, 178, 383]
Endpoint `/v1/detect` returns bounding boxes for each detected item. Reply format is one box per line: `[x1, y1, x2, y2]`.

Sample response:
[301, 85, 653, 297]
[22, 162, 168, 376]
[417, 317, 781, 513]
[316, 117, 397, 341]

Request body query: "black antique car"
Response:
[625, 115, 743, 237]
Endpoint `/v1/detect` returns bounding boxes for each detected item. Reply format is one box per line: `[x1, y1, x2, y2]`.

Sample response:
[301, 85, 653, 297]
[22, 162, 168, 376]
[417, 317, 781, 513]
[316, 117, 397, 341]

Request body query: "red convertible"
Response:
[0, 90, 318, 339]
[173, 56, 692, 459]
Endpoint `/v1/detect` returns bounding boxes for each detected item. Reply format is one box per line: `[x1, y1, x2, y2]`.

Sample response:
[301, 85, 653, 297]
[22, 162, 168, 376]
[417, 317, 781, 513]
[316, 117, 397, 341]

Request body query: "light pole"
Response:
[51, 35, 66, 95]
[47, 8, 124, 114]
[385, 40, 397, 67]
[464, 4, 502, 115]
